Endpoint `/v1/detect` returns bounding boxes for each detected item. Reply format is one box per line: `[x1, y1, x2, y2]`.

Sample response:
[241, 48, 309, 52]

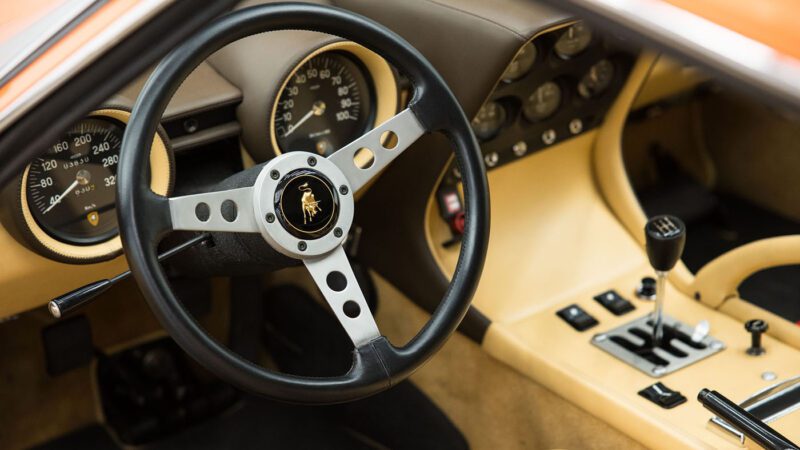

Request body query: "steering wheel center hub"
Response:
[275, 169, 340, 239]
[253, 151, 353, 259]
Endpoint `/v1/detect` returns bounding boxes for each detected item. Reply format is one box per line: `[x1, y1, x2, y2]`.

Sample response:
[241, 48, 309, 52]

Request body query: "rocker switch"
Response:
[594, 290, 635, 316]
[557, 304, 598, 331]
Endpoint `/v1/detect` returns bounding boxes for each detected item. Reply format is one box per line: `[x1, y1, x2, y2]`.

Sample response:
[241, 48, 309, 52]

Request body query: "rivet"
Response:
[761, 371, 777, 381]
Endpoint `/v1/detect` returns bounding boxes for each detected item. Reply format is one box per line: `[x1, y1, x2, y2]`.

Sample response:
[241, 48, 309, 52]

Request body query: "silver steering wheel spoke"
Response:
[303, 245, 381, 348]
[168, 186, 260, 233]
[327, 108, 425, 193]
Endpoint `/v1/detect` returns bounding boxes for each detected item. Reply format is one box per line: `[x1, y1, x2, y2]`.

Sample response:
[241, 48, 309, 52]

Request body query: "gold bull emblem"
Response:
[298, 182, 322, 224]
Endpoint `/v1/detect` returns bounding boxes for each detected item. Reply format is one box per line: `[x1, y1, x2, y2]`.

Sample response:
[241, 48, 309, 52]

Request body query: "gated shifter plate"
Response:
[592, 314, 725, 377]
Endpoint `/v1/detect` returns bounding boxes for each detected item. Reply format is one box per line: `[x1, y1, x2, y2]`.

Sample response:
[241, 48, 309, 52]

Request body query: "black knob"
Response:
[636, 277, 657, 300]
[645, 215, 687, 272]
[745, 319, 768, 356]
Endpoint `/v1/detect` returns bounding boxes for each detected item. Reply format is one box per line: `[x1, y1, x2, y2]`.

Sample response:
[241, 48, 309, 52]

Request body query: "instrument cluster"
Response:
[2, 108, 174, 264]
[470, 22, 635, 170]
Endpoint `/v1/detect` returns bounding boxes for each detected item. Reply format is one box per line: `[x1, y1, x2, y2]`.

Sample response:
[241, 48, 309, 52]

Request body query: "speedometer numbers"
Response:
[26, 117, 123, 244]
[274, 52, 374, 156]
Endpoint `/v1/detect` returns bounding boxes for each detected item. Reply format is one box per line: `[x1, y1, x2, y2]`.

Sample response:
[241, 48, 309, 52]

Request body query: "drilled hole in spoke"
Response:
[195, 203, 210, 222]
[380, 131, 398, 149]
[353, 147, 375, 169]
[221, 200, 238, 222]
[343, 300, 361, 318]
[326, 271, 347, 292]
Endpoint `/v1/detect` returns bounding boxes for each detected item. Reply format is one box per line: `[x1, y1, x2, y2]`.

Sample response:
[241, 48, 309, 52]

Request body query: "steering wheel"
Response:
[118, 3, 489, 404]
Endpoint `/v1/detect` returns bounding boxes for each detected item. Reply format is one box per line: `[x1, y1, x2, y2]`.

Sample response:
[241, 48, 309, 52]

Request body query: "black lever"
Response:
[48, 233, 213, 318]
[698, 389, 799, 450]
[644, 215, 686, 347]
[745, 319, 769, 356]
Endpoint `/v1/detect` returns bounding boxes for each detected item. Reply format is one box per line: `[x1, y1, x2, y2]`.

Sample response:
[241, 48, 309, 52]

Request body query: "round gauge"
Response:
[523, 81, 562, 122]
[26, 117, 124, 244]
[502, 43, 537, 82]
[274, 51, 374, 156]
[578, 59, 615, 98]
[554, 22, 593, 59]
[471, 101, 507, 140]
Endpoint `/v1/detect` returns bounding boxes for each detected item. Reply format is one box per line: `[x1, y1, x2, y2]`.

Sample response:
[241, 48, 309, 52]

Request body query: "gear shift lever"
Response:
[645, 215, 686, 347]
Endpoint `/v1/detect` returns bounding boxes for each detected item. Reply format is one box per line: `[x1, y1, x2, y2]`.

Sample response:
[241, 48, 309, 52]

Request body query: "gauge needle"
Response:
[42, 180, 79, 215]
[283, 100, 326, 137]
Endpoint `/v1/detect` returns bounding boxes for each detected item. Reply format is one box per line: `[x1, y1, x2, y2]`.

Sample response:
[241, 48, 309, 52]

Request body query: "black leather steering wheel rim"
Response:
[118, 2, 489, 404]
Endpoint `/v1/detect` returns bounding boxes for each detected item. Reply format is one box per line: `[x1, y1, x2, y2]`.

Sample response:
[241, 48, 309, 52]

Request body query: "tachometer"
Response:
[26, 117, 124, 244]
[274, 51, 374, 156]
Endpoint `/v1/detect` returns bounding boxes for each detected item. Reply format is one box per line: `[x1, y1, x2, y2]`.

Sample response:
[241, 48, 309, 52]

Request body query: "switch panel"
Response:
[557, 304, 599, 331]
[594, 290, 635, 316]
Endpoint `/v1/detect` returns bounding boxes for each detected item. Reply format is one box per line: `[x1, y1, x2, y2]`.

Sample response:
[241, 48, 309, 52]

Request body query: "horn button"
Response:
[274, 169, 340, 239]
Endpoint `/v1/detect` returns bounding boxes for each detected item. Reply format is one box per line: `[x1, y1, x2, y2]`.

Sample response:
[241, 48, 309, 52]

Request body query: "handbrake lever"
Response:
[698, 388, 799, 450]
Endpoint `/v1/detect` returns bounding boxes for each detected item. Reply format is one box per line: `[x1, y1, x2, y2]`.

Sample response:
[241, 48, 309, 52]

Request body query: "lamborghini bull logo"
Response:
[298, 182, 322, 224]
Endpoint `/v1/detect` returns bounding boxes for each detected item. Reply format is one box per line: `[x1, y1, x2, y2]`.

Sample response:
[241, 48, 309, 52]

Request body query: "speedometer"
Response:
[26, 117, 124, 244]
[273, 51, 374, 156]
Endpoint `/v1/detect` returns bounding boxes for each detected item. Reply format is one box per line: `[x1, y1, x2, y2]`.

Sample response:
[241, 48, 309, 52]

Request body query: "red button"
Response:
[452, 212, 465, 234]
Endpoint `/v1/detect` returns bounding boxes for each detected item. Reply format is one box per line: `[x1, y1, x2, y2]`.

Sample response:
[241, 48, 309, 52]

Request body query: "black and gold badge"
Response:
[275, 169, 339, 239]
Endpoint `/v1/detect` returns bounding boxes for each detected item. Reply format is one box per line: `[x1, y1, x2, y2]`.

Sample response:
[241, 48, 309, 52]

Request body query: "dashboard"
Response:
[0, 16, 639, 318]
[0, 39, 399, 272]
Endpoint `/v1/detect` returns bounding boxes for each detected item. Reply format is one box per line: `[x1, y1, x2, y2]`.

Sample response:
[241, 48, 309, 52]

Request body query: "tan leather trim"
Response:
[269, 40, 398, 161]
[631, 57, 708, 109]
[592, 52, 695, 293]
[18, 108, 171, 261]
[426, 131, 654, 322]
[692, 236, 800, 308]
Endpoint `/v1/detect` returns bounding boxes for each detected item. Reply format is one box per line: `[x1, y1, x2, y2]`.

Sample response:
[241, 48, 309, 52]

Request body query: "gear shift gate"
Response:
[592, 314, 725, 377]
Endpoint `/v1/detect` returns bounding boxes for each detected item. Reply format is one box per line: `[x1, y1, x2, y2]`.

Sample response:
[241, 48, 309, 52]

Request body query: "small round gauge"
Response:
[523, 81, 562, 122]
[502, 43, 537, 82]
[578, 59, 615, 98]
[26, 117, 124, 244]
[274, 51, 374, 156]
[554, 22, 593, 59]
[471, 101, 507, 140]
